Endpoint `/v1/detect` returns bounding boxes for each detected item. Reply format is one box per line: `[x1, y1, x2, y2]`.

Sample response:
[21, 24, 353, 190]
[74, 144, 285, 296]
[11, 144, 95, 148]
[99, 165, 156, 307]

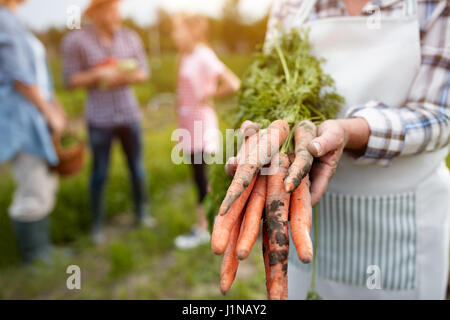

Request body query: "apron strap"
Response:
[403, 0, 418, 17]
[290, 0, 318, 29]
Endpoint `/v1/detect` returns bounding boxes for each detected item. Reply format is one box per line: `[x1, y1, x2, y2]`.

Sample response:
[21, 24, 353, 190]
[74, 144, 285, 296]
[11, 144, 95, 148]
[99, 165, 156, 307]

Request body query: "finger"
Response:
[225, 156, 238, 177]
[307, 121, 344, 158]
[309, 147, 342, 205]
[309, 161, 335, 206]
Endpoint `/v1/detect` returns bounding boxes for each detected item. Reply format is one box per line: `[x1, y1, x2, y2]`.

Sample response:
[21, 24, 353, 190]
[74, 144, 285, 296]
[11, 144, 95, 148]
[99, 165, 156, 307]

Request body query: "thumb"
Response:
[307, 122, 342, 157]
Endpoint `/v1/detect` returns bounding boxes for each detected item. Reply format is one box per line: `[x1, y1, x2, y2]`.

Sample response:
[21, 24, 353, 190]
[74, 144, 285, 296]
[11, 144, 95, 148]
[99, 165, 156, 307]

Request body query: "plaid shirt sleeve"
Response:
[61, 32, 84, 88]
[347, 2, 450, 166]
[266, 0, 449, 167]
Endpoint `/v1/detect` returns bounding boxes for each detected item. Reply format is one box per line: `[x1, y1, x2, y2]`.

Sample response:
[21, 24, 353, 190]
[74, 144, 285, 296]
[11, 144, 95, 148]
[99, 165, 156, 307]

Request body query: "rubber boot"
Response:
[132, 178, 156, 228]
[11, 217, 52, 265]
[90, 185, 107, 244]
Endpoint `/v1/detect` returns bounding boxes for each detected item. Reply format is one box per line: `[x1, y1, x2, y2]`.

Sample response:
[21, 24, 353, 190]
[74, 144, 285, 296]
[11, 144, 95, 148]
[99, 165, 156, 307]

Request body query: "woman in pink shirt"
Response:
[172, 13, 240, 249]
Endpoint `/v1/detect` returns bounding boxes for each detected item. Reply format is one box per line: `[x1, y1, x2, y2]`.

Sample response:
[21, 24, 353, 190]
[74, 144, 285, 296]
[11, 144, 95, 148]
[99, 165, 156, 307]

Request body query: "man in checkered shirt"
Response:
[61, 0, 154, 243]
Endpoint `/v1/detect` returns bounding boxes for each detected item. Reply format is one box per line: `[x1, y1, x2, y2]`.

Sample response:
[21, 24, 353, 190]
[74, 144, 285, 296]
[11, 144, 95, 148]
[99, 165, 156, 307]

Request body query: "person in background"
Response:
[61, 0, 154, 244]
[171, 13, 241, 250]
[0, 0, 66, 264]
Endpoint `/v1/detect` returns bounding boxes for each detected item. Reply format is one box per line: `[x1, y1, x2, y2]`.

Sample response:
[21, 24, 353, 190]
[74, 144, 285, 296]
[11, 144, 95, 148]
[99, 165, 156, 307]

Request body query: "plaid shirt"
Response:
[61, 25, 149, 128]
[266, 0, 449, 166]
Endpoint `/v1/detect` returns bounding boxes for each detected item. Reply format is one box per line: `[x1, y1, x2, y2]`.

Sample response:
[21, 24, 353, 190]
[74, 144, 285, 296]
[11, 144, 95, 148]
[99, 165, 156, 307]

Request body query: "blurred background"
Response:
[1, 0, 449, 300]
[0, 0, 272, 299]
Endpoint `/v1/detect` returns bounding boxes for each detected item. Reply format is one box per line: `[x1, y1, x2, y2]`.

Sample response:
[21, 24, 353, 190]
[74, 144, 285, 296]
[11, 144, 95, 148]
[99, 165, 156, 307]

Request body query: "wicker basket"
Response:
[51, 135, 85, 177]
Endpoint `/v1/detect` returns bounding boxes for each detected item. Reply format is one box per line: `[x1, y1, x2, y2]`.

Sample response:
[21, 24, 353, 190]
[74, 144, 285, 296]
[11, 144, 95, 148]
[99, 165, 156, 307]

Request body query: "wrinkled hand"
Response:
[225, 118, 368, 206]
[307, 120, 349, 206]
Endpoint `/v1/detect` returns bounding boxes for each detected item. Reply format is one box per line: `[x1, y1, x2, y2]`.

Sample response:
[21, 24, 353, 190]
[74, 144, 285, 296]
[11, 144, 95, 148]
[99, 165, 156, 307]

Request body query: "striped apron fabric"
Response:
[289, 161, 450, 299]
[292, 191, 417, 290]
[285, 0, 450, 299]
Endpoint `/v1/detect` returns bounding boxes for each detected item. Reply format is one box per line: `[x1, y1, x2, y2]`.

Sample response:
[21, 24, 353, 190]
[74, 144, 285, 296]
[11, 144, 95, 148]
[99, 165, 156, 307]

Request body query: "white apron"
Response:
[286, 0, 450, 299]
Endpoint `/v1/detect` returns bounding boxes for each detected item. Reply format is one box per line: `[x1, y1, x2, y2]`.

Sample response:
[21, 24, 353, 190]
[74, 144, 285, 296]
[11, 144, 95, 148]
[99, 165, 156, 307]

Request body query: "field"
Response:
[0, 53, 449, 299]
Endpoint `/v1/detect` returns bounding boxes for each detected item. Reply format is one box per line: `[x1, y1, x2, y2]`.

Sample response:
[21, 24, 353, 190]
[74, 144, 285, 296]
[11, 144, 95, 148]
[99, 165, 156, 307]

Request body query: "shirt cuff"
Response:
[346, 101, 406, 167]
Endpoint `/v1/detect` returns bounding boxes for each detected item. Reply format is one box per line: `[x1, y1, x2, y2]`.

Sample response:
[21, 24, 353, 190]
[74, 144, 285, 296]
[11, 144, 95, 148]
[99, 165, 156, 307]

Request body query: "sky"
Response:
[17, 0, 274, 31]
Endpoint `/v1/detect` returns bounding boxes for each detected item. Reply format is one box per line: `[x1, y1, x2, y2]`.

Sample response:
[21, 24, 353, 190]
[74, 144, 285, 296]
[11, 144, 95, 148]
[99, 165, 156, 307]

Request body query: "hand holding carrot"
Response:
[214, 119, 318, 300]
[307, 119, 369, 206]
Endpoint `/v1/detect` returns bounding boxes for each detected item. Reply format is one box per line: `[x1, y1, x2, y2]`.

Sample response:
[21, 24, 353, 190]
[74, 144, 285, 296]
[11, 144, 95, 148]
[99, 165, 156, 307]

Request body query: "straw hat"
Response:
[84, 0, 121, 17]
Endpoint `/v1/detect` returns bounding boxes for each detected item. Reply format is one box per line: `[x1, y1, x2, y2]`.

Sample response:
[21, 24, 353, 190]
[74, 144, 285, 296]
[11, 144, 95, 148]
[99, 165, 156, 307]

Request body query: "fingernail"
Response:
[312, 142, 322, 156]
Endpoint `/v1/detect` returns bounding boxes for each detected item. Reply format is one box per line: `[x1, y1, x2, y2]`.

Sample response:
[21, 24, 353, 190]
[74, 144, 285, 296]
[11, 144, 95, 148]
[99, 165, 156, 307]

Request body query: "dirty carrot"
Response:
[284, 121, 316, 193]
[264, 153, 290, 300]
[218, 120, 289, 217]
[220, 212, 244, 295]
[225, 121, 261, 178]
[236, 174, 267, 260]
[290, 174, 313, 264]
[236, 120, 260, 164]
[211, 176, 257, 255]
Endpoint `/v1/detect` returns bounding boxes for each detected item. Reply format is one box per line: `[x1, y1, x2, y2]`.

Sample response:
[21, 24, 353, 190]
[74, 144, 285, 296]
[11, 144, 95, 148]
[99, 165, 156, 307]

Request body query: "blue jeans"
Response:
[88, 123, 148, 231]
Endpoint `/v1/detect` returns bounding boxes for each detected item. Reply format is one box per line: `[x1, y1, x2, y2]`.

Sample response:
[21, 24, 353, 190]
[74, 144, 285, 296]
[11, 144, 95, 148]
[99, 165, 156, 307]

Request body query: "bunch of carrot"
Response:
[205, 30, 343, 300]
[212, 119, 317, 300]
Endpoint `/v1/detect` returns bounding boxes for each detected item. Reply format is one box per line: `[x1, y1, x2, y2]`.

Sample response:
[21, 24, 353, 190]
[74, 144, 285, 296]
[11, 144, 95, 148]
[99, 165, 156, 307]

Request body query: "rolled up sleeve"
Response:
[347, 102, 407, 166]
[346, 3, 450, 167]
[347, 48, 449, 166]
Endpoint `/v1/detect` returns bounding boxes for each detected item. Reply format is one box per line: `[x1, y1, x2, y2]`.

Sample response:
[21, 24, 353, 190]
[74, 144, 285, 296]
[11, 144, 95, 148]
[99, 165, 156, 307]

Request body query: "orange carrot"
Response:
[220, 211, 244, 295]
[264, 153, 290, 300]
[225, 120, 261, 178]
[284, 121, 316, 193]
[225, 121, 260, 177]
[211, 176, 257, 255]
[290, 174, 313, 264]
[218, 120, 289, 217]
[236, 174, 267, 260]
